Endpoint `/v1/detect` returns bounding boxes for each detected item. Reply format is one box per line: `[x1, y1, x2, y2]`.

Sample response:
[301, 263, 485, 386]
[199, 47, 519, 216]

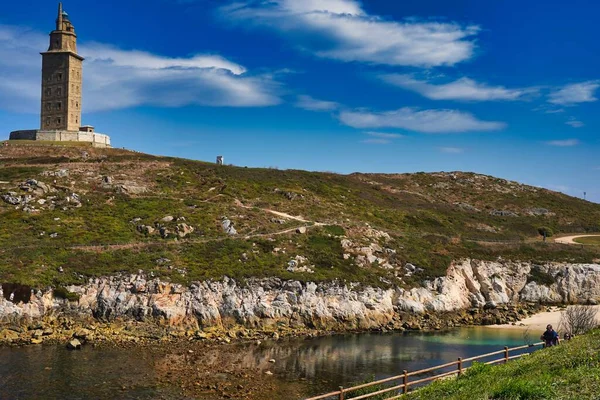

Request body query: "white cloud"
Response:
[566, 118, 584, 128]
[381, 74, 538, 101]
[0, 24, 282, 114]
[339, 107, 505, 133]
[361, 131, 403, 144]
[545, 139, 580, 147]
[83, 43, 248, 75]
[220, 0, 480, 67]
[365, 131, 404, 139]
[295, 95, 339, 111]
[362, 138, 390, 144]
[439, 147, 464, 153]
[548, 81, 599, 106]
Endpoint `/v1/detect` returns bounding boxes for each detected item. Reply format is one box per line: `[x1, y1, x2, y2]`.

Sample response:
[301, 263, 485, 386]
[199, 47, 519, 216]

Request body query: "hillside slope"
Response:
[1, 141, 599, 289]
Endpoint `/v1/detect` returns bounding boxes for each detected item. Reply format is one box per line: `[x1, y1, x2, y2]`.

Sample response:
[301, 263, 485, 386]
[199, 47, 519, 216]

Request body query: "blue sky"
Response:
[1, 0, 599, 201]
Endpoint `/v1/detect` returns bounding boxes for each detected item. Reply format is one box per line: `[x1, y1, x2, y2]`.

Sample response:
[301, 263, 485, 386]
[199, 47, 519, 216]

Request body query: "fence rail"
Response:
[305, 342, 544, 400]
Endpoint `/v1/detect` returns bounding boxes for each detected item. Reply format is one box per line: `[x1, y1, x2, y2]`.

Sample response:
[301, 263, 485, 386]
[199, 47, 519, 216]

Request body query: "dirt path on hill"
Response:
[0, 196, 325, 253]
[233, 199, 325, 225]
[554, 234, 600, 244]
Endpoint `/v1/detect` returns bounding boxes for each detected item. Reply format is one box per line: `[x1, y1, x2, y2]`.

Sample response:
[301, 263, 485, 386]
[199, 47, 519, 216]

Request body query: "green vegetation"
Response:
[52, 286, 80, 302]
[574, 236, 600, 245]
[405, 329, 600, 399]
[1, 143, 600, 289]
[527, 266, 557, 286]
[537, 226, 554, 238]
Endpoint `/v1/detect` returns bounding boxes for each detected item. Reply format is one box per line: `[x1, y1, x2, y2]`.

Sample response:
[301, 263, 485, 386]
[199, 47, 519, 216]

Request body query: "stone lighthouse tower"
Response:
[40, 2, 83, 131]
[8, 3, 111, 147]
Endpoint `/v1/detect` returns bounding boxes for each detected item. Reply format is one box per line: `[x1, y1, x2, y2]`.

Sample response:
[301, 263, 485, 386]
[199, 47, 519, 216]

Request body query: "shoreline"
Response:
[488, 305, 600, 332]
[0, 302, 548, 348]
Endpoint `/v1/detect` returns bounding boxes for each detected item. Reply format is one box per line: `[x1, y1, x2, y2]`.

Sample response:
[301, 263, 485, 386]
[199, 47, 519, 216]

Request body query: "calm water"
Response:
[0, 327, 536, 399]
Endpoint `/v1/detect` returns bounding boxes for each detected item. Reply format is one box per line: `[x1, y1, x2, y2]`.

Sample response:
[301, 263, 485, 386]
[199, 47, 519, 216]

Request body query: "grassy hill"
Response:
[1, 141, 599, 289]
[404, 329, 600, 399]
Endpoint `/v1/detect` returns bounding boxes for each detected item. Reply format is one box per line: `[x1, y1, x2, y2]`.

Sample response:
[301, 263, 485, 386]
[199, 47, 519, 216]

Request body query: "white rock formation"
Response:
[1, 260, 600, 329]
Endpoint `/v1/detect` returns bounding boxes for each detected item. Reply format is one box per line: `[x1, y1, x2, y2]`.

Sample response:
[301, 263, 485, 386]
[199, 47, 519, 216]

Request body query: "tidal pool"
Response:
[0, 327, 537, 399]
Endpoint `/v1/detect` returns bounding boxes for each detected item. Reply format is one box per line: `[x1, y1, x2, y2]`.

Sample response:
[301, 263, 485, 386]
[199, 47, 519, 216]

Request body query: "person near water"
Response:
[540, 324, 560, 347]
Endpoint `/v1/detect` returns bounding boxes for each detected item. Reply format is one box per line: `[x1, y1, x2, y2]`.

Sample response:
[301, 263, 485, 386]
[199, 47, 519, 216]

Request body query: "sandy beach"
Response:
[488, 305, 600, 332]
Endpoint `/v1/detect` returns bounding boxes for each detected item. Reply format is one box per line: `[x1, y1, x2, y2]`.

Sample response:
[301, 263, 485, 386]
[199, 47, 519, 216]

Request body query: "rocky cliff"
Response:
[2, 260, 599, 331]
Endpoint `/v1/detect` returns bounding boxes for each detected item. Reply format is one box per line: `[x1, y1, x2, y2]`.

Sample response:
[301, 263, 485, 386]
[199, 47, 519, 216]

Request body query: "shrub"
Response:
[53, 286, 80, 302]
[559, 305, 599, 335]
[537, 227, 554, 238]
[527, 266, 556, 286]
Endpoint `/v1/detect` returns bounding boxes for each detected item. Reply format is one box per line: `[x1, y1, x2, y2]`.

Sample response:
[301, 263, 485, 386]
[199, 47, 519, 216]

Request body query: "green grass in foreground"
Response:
[574, 236, 600, 245]
[404, 329, 600, 399]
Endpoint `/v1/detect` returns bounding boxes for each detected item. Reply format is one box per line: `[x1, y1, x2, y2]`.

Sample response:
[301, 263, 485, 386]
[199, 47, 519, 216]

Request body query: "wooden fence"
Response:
[305, 342, 544, 400]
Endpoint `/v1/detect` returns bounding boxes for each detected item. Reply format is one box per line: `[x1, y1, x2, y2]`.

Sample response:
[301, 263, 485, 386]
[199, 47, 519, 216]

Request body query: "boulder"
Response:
[159, 227, 170, 239]
[0, 329, 19, 342]
[137, 225, 155, 235]
[1, 194, 20, 205]
[176, 223, 194, 238]
[73, 328, 91, 340]
[221, 218, 237, 235]
[296, 227, 307, 234]
[66, 339, 82, 350]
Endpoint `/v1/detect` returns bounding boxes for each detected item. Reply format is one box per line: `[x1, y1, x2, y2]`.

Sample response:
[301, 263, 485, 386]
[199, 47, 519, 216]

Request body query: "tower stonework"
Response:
[40, 3, 83, 131]
[8, 3, 110, 147]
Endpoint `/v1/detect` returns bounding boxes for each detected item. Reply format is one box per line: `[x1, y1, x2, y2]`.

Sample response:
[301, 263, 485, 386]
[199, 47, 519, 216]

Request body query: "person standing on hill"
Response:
[541, 324, 560, 347]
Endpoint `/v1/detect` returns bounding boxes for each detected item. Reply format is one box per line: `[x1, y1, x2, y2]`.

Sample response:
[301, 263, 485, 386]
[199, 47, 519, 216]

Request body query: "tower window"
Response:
[56, 117, 62, 124]
[45, 103, 51, 111]
[46, 117, 51, 125]
[56, 102, 62, 111]
[57, 73, 63, 81]
[56, 88, 62, 96]
[76, 101, 79, 108]
[45, 88, 52, 96]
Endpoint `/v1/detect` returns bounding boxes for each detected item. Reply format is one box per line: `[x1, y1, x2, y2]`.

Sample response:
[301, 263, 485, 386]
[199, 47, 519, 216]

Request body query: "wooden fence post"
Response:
[403, 370, 408, 394]
[339, 386, 344, 400]
[457, 357, 463, 376]
[504, 346, 509, 363]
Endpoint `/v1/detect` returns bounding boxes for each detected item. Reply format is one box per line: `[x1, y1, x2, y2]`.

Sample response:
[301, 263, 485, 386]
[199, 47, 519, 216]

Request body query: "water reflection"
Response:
[0, 345, 168, 400]
[256, 327, 533, 393]
[0, 327, 534, 399]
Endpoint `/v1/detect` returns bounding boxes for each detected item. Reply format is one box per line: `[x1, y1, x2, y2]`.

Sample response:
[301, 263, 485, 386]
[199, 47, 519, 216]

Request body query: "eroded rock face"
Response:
[1, 260, 599, 330]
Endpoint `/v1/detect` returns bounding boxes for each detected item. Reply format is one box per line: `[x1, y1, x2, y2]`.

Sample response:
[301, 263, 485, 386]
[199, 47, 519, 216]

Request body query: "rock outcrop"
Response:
[1, 260, 599, 331]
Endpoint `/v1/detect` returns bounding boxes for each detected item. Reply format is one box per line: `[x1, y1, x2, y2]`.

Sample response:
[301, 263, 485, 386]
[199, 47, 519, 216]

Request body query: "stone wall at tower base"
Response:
[9, 130, 111, 148]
